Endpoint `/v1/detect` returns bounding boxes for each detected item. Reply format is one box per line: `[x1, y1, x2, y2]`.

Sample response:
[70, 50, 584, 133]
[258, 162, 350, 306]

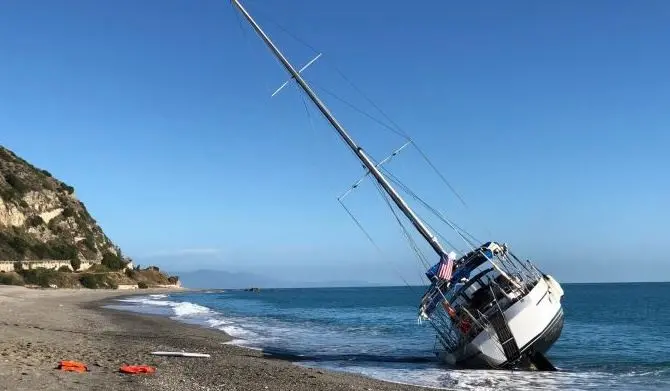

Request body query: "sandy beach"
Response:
[0, 286, 428, 391]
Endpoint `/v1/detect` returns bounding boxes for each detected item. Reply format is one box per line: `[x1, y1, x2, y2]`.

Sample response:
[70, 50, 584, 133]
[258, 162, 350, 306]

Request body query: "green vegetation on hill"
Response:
[0, 272, 23, 286]
[101, 252, 126, 270]
[0, 265, 179, 289]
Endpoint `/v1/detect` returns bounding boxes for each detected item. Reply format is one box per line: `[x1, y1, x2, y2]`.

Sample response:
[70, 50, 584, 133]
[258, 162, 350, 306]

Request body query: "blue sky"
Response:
[1, 0, 668, 284]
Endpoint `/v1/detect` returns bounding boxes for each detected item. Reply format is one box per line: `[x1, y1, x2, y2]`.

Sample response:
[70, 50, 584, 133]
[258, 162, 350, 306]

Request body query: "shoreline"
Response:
[0, 286, 431, 391]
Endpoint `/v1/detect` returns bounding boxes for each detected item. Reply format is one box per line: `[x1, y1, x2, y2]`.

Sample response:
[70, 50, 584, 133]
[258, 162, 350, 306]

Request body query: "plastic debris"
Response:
[150, 351, 210, 358]
[57, 360, 88, 373]
[119, 364, 156, 374]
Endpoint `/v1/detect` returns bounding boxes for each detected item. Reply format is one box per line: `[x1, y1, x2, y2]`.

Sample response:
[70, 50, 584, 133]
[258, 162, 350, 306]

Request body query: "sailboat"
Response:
[231, 0, 564, 370]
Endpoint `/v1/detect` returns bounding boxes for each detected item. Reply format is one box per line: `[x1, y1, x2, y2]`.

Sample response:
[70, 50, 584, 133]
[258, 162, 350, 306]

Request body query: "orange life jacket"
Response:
[119, 364, 156, 374]
[58, 360, 88, 373]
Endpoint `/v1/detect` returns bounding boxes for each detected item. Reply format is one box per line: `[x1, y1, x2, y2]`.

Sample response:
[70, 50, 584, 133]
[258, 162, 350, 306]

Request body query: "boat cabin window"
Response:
[452, 267, 496, 313]
[456, 268, 494, 294]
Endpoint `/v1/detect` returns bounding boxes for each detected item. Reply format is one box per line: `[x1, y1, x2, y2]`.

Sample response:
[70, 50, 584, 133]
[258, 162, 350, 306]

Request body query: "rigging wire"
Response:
[372, 178, 430, 271]
[382, 166, 480, 246]
[295, 83, 319, 139]
[287, 52, 430, 287]
[351, 167, 463, 254]
[338, 200, 380, 253]
[235, 1, 492, 272]
[311, 84, 409, 139]
[308, 83, 486, 243]
[338, 199, 418, 292]
[330, 70, 495, 240]
[340, 164, 466, 266]
[294, 79, 473, 275]
[242, 1, 323, 57]
[296, 76, 418, 291]
[237, 6, 495, 240]
[233, 4, 249, 39]
[236, 3, 474, 210]
[297, 83, 477, 254]
[322, 58, 476, 217]
[421, 218, 463, 255]
[320, 58, 479, 222]
[381, 167, 480, 251]
[236, 3, 406, 138]
[308, 81, 481, 254]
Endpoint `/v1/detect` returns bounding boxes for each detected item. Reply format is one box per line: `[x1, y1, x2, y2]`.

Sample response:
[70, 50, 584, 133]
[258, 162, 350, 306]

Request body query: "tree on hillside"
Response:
[101, 252, 126, 270]
[70, 257, 81, 271]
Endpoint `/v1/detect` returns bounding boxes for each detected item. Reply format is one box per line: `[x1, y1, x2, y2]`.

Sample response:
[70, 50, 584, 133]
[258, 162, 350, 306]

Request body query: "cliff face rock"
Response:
[0, 146, 119, 261]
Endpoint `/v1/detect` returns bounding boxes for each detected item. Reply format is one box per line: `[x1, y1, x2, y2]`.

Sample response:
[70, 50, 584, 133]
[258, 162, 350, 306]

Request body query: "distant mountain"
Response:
[175, 269, 384, 289]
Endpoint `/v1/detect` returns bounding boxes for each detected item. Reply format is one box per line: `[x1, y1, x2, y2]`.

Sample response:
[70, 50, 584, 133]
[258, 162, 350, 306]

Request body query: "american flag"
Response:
[437, 255, 454, 280]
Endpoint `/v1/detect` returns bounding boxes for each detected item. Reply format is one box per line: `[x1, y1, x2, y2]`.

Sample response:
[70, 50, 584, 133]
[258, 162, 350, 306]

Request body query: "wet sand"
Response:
[0, 286, 428, 391]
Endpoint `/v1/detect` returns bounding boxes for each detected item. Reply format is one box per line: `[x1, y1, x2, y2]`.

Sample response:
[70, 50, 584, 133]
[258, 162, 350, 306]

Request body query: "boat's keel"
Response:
[498, 350, 557, 371]
[448, 349, 558, 372]
[528, 351, 557, 371]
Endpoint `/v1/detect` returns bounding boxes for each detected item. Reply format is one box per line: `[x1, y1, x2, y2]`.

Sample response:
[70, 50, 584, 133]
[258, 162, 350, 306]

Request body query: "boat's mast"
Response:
[231, 0, 448, 259]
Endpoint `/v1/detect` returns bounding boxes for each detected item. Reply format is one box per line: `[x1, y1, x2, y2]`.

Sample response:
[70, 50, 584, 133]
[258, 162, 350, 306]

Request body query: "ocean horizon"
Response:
[186, 281, 670, 288]
[169, 271, 670, 290]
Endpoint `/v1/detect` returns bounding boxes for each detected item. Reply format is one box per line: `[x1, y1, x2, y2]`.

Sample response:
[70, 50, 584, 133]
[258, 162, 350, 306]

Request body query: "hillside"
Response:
[0, 146, 119, 261]
[0, 145, 179, 289]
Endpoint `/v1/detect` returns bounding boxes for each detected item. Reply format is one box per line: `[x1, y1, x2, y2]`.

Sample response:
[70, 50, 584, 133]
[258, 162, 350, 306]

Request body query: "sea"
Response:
[108, 283, 670, 390]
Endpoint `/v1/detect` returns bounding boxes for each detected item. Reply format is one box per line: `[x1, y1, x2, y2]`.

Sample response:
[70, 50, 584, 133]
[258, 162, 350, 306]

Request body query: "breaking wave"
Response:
[111, 295, 260, 343]
[108, 285, 670, 391]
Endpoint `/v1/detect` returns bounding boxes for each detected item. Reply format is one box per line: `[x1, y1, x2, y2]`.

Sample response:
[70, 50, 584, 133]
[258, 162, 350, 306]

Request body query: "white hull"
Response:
[439, 275, 564, 368]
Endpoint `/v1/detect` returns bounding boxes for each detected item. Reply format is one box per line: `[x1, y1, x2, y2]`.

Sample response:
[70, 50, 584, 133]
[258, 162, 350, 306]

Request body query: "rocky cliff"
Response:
[0, 146, 119, 261]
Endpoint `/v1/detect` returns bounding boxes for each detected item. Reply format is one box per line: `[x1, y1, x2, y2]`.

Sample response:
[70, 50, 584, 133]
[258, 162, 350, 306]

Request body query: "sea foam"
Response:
[114, 295, 254, 343]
